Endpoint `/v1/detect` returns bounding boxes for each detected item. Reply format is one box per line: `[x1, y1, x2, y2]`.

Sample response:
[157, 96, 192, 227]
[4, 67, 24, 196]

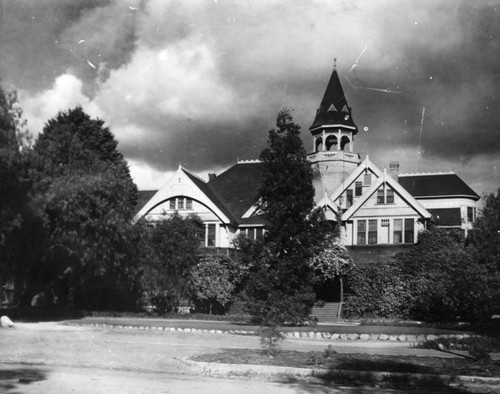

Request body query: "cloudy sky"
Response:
[1, 0, 499, 195]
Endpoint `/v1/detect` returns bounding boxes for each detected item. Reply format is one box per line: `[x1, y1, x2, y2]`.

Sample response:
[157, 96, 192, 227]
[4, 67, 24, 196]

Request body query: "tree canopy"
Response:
[24, 107, 141, 309]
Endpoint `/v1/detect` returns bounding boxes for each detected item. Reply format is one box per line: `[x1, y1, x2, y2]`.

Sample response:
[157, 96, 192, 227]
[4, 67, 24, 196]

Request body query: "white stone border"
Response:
[71, 322, 471, 343]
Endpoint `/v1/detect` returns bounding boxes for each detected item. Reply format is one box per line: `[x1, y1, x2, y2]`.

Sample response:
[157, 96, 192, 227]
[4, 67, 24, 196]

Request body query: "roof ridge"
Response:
[399, 171, 455, 176]
[181, 167, 207, 183]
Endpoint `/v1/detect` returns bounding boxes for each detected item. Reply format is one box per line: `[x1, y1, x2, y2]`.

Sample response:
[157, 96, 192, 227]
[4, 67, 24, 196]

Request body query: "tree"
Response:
[394, 227, 494, 322]
[244, 109, 327, 326]
[307, 233, 354, 303]
[472, 189, 500, 271]
[26, 107, 141, 309]
[190, 255, 245, 315]
[141, 213, 204, 311]
[0, 86, 36, 303]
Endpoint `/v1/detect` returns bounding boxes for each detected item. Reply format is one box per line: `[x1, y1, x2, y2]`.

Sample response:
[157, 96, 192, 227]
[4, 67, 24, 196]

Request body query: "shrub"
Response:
[343, 260, 412, 319]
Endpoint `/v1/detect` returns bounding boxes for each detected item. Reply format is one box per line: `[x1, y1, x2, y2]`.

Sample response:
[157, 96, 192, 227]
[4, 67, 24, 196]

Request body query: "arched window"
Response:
[325, 135, 337, 151]
[315, 137, 323, 152]
[340, 135, 351, 151]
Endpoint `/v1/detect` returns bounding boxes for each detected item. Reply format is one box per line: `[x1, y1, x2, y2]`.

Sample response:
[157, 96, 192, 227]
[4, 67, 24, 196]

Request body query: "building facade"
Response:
[134, 65, 479, 252]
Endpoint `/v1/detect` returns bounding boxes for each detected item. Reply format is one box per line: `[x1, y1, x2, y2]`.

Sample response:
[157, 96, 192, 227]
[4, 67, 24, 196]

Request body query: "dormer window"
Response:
[377, 186, 395, 204]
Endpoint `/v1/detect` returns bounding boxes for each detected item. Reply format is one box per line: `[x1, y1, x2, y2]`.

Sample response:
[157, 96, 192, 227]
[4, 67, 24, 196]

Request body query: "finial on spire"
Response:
[333, 58, 337, 69]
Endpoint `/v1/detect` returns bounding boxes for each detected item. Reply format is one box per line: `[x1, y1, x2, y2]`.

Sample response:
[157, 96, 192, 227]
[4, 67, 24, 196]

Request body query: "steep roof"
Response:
[310, 68, 358, 132]
[399, 173, 479, 200]
[182, 169, 238, 223]
[133, 190, 157, 216]
[207, 161, 264, 224]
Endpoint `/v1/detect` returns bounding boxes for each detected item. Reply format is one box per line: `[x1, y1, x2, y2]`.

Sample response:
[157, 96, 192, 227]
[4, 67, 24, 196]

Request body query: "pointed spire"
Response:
[310, 59, 358, 134]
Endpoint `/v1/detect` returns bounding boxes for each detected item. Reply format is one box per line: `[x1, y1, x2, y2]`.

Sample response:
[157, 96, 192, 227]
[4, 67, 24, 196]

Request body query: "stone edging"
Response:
[71, 322, 471, 343]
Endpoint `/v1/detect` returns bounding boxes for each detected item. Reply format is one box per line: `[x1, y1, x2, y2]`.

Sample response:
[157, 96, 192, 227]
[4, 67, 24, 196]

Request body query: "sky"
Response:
[1, 0, 499, 195]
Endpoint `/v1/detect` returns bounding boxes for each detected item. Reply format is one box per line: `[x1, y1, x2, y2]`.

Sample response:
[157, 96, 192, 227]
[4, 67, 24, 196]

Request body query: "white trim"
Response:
[329, 155, 382, 203]
[133, 166, 231, 224]
[342, 168, 431, 221]
[316, 194, 340, 215]
[399, 171, 455, 176]
[310, 124, 357, 132]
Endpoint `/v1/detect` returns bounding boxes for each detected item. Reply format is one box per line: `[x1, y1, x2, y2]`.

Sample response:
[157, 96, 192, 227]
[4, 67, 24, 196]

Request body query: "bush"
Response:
[343, 260, 412, 319]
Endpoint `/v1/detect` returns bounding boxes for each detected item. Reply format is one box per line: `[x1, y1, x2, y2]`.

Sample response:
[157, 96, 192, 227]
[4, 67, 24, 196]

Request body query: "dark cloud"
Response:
[2, 0, 499, 193]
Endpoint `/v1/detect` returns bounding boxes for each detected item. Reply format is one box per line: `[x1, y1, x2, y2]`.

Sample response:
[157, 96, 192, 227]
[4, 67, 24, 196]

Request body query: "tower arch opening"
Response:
[341, 135, 351, 151]
[315, 136, 323, 152]
[325, 135, 338, 151]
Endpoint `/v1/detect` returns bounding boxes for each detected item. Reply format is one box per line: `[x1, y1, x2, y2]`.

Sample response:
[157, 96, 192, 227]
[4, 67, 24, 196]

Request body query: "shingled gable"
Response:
[206, 160, 264, 224]
[132, 166, 232, 223]
[398, 172, 480, 200]
[310, 67, 358, 132]
[342, 168, 431, 221]
[329, 155, 382, 204]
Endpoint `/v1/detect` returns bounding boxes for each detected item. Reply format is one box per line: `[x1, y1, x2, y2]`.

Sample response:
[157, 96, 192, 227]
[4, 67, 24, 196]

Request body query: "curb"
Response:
[71, 322, 471, 343]
[183, 358, 500, 387]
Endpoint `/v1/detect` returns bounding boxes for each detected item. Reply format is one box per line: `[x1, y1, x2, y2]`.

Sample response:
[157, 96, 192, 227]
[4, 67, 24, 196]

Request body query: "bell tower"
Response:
[308, 59, 361, 201]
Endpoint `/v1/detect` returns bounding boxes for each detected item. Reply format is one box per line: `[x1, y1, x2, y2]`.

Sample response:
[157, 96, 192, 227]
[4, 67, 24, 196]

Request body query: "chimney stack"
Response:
[389, 161, 399, 181]
[208, 173, 216, 182]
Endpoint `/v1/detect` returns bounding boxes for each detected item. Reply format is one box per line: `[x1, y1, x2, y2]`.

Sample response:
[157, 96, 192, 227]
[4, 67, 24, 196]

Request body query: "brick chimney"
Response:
[389, 161, 399, 181]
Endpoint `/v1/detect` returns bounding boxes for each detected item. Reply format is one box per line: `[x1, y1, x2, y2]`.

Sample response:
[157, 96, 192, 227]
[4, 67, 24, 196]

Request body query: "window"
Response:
[377, 189, 385, 204]
[404, 219, 414, 244]
[381, 219, 390, 227]
[363, 173, 372, 186]
[355, 181, 362, 196]
[357, 220, 366, 244]
[177, 198, 184, 209]
[255, 227, 264, 239]
[169, 199, 175, 210]
[346, 189, 353, 207]
[368, 219, 378, 244]
[393, 219, 403, 244]
[377, 186, 395, 204]
[467, 207, 474, 222]
[207, 224, 216, 247]
[386, 188, 394, 204]
[186, 198, 193, 210]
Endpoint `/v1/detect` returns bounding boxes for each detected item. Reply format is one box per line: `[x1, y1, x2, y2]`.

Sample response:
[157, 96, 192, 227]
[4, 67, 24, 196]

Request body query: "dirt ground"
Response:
[0, 321, 489, 393]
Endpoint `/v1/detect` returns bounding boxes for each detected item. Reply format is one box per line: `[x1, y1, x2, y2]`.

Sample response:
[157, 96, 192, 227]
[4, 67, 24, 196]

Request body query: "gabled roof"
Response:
[342, 169, 431, 221]
[207, 161, 264, 224]
[310, 68, 358, 132]
[399, 172, 479, 200]
[133, 166, 232, 223]
[329, 155, 382, 203]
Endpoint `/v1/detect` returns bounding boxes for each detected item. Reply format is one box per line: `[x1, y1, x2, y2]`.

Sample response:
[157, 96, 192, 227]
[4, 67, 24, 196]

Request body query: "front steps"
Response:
[312, 302, 342, 323]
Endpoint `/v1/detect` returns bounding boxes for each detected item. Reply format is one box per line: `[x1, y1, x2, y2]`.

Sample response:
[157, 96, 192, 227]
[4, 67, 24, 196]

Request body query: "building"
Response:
[134, 64, 479, 255]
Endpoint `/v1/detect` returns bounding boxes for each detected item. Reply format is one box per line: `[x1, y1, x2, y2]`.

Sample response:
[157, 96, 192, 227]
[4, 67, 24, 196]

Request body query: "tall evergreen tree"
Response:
[245, 109, 327, 325]
[27, 107, 141, 309]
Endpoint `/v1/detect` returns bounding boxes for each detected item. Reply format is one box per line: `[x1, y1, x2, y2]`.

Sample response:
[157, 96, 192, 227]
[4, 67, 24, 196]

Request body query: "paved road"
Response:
[0, 322, 461, 393]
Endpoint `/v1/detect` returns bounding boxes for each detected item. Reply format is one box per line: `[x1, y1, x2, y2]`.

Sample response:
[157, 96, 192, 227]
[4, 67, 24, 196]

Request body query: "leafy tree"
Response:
[244, 109, 327, 326]
[190, 255, 245, 315]
[26, 107, 141, 309]
[142, 213, 204, 311]
[472, 189, 500, 271]
[0, 86, 37, 302]
[307, 233, 354, 302]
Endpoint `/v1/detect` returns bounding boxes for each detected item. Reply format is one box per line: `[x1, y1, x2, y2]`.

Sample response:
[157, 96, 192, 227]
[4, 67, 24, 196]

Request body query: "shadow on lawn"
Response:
[0, 367, 47, 393]
[282, 371, 472, 393]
